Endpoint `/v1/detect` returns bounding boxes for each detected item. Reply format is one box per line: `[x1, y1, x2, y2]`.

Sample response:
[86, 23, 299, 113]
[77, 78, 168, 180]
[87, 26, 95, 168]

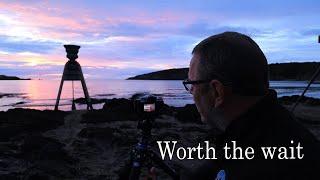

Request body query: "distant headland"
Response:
[127, 62, 320, 81]
[0, 75, 30, 80]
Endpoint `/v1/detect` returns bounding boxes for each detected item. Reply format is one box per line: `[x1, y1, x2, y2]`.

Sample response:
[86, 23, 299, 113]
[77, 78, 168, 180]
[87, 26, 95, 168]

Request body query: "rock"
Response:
[155, 132, 181, 141]
[82, 96, 173, 123]
[74, 98, 108, 104]
[82, 98, 138, 123]
[20, 134, 72, 162]
[0, 93, 25, 99]
[278, 95, 320, 106]
[21, 135, 77, 178]
[78, 127, 118, 139]
[0, 97, 319, 178]
[103, 98, 134, 113]
[0, 109, 67, 141]
[77, 127, 136, 146]
[95, 93, 116, 97]
[1, 133, 77, 179]
[0, 142, 19, 157]
[81, 109, 140, 123]
[296, 117, 320, 125]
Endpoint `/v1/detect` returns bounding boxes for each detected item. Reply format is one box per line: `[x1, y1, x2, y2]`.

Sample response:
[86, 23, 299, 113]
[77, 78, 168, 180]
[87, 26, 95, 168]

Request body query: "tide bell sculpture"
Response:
[54, 45, 93, 111]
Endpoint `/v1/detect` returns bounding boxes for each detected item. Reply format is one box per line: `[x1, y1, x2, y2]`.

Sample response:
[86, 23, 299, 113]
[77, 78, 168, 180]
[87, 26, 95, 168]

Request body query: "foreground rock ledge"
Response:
[0, 96, 319, 179]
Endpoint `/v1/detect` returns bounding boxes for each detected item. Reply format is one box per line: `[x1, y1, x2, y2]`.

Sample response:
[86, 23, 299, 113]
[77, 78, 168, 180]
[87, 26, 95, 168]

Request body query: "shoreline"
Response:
[1, 93, 320, 110]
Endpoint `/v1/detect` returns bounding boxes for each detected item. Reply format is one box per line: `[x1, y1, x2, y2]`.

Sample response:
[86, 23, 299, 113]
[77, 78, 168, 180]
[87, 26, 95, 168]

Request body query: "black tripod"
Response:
[128, 117, 179, 180]
[291, 35, 320, 112]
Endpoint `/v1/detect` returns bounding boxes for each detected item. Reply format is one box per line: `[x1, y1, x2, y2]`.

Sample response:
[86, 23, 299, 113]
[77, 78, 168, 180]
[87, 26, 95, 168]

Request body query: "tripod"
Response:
[128, 117, 179, 180]
[291, 36, 320, 112]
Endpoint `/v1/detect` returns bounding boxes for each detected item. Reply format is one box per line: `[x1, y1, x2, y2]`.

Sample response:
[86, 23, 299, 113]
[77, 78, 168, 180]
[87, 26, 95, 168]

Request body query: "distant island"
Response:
[127, 62, 320, 81]
[127, 68, 188, 80]
[0, 75, 30, 80]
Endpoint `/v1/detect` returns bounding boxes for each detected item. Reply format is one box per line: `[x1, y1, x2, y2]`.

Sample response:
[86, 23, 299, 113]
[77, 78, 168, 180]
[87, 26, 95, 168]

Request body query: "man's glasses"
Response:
[182, 78, 232, 93]
[183, 79, 210, 92]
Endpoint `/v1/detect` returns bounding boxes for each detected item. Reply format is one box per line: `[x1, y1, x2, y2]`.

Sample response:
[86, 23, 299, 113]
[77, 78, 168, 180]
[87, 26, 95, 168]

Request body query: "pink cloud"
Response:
[0, 1, 198, 74]
[0, 2, 103, 41]
[0, 1, 197, 42]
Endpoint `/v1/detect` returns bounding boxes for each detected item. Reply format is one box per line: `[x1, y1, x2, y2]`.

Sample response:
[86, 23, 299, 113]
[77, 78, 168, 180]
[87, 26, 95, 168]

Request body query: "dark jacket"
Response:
[182, 89, 320, 180]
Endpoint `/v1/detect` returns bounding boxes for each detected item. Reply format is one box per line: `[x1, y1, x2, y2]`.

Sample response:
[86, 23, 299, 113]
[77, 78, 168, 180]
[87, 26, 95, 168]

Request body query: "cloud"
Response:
[0, 36, 59, 54]
[0, 0, 319, 79]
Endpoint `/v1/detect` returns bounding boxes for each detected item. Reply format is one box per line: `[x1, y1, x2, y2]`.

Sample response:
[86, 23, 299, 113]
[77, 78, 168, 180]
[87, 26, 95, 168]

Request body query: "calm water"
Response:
[0, 79, 320, 111]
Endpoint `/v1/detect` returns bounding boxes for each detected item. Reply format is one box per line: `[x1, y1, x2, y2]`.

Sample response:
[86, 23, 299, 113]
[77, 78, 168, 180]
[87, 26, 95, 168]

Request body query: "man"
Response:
[181, 32, 320, 179]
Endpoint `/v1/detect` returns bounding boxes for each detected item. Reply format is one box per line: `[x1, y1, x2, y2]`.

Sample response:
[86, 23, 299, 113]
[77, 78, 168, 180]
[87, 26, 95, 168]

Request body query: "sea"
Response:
[0, 79, 320, 111]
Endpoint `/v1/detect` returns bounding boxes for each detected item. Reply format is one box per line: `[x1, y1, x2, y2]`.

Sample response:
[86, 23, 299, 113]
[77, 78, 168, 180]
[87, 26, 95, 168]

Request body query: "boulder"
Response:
[0, 109, 67, 141]
[278, 95, 320, 106]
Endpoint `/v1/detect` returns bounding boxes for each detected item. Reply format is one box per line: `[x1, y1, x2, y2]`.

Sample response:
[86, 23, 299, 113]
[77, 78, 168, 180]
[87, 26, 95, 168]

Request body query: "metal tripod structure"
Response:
[291, 35, 320, 112]
[54, 45, 93, 111]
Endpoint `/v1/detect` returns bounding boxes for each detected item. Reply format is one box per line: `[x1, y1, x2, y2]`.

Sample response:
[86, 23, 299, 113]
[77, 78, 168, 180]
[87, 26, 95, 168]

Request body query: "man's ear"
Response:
[209, 80, 225, 108]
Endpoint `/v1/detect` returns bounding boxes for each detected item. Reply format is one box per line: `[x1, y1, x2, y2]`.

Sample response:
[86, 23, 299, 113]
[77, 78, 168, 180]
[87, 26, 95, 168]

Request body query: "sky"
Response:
[0, 0, 319, 79]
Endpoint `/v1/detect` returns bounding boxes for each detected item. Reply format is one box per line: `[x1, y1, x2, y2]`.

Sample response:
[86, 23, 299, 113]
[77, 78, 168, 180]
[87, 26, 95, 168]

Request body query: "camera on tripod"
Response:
[126, 94, 179, 180]
[132, 94, 163, 120]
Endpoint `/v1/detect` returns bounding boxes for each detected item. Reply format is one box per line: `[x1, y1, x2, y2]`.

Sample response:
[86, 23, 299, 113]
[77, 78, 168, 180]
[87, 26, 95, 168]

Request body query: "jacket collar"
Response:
[214, 89, 278, 146]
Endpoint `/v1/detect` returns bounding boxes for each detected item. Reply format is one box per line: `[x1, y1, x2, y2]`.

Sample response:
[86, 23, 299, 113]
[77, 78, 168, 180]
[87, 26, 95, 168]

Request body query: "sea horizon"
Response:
[1, 79, 320, 111]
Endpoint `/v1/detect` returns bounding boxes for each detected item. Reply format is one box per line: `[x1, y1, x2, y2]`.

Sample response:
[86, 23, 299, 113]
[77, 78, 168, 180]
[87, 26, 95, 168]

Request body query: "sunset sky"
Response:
[0, 0, 319, 79]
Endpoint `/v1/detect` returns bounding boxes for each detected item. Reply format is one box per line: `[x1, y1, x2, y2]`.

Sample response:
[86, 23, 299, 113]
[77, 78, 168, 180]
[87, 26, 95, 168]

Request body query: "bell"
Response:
[55, 45, 93, 111]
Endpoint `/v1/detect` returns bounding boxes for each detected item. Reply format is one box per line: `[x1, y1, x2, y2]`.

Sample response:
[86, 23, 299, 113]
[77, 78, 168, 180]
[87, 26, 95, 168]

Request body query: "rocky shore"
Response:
[0, 95, 319, 179]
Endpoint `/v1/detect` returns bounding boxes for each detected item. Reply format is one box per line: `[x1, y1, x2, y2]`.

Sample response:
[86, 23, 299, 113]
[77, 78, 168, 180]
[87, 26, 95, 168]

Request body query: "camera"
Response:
[132, 94, 164, 138]
[132, 94, 163, 119]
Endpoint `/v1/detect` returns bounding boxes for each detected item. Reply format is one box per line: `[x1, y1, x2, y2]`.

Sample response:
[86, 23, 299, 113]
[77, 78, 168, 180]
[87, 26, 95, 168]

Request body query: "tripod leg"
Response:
[55, 78, 64, 111]
[291, 64, 320, 112]
[128, 144, 145, 180]
[80, 76, 93, 110]
[117, 159, 133, 180]
[149, 150, 179, 180]
[129, 162, 142, 180]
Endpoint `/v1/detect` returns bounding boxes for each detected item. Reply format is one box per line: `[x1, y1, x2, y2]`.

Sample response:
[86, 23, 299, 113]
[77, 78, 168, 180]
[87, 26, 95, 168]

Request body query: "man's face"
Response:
[188, 54, 213, 123]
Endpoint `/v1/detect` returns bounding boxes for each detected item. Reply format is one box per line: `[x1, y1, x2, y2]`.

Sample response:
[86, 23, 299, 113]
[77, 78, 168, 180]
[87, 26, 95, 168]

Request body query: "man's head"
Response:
[188, 32, 269, 130]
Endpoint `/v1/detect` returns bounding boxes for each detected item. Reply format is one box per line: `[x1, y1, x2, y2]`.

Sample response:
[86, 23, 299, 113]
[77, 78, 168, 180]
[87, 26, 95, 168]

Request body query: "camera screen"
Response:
[144, 103, 155, 112]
